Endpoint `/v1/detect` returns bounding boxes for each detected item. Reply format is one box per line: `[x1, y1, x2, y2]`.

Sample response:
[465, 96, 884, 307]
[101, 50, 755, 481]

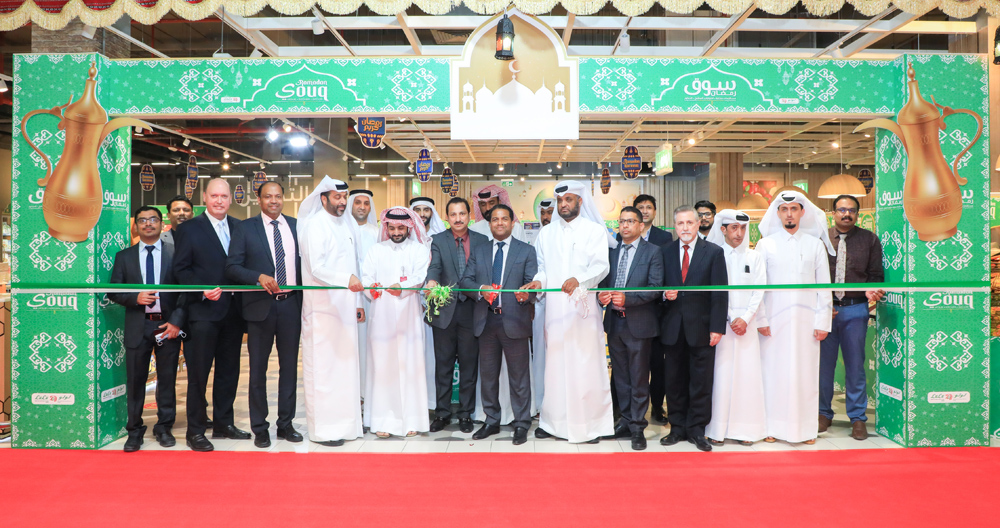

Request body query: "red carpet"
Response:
[3, 448, 997, 526]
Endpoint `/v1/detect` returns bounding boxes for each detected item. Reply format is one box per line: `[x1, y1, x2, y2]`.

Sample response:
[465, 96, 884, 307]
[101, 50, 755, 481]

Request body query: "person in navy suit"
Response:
[226, 181, 304, 448]
[658, 205, 729, 452]
[172, 178, 249, 452]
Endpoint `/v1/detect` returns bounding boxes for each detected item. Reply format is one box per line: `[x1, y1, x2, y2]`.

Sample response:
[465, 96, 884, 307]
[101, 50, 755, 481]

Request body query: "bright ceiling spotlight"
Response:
[266, 129, 280, 143]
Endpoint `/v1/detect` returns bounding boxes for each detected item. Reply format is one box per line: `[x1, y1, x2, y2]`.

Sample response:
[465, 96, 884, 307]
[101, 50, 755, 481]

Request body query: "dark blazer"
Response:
[225, 214, 303, 322]
[660, 237, 729, 347]
[617, 225, 673, 247]
[426, 228, 490, 329]
[599, 238, 665, 339]
[459, 237, 537, 340]
[107, 241, 186, 349]
[172, 212, 241, 322]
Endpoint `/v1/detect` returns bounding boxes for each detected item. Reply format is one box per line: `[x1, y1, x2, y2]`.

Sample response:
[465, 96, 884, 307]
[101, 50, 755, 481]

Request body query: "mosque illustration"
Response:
[452, 70, 578, 140]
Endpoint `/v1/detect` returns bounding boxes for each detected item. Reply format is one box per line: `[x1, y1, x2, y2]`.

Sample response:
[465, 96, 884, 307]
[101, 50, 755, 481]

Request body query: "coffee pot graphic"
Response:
[20, 62, 150, 242]
[854, 63, 982, 242]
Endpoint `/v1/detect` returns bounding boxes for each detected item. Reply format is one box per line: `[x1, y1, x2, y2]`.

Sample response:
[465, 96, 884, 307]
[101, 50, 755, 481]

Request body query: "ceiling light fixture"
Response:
[618, 32, 630, 53]
[359, 162, 365, 169]
[556, 162, 562, 169]
[223, 151, 230, 159]
[312, 18, 324, 35]
[687, 138, 696, 145]
[566, 144, 573, 150]
[342, 154, 349, 162]
[498, 164, 504, 171]
[289, 135, 309, 148]
[309, 138, 317, 146]
[266, 129, 279, 142]
[283, 123, 293, 133]
[831, 141, 840, 149]
[495, 12, 515, 61]
[182, 138, 191, 147]
[222, 162, 230, 170]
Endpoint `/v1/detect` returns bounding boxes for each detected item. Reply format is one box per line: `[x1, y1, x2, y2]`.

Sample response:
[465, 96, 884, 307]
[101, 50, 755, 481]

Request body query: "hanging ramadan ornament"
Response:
[440, 166, 455, 192]
[450, 174, 460, 197]
[184, 155, 199, 200]
[600, 167, 611, 194]
[621, 146, 641, 180]
[355, 116, 386, 149]
[253, 171, 269, 197]
[139, 163, 155, 191]
[234, 184, 247, 206]
[857, 168, 874, 195]
[416, 148, 433, 182]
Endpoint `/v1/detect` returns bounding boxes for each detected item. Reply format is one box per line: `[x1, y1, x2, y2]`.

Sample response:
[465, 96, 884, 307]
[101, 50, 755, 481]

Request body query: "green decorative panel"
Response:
[991, 337, 1000, 438]
[579, 57, 903, 114]
[107, 58, 450, 116]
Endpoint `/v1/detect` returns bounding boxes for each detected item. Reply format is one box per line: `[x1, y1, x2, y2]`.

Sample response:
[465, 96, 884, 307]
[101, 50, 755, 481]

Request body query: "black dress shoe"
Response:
[429, 417, 450, 433]
[276, 426, 303, 443]
[123, 435, 143, 453]
[614, 424, 631, 439]
[155, 431, 176, 448]
[459, 418, 474, 434]
[690, 436, 713, 452]
[513, 427, 528, 445]
[659, 432, 685, 446]
[212, 425, 251, 440]
[534, 428, 554, 439]
[186, 434, 214, 452]
[631, 432, 647, 451]
[583, 438, 600, 444]
[472, 423, 501, 440]
[254, 432, 271, 449]
[650, 410, 668, 424]
[313, 439, 346, 447]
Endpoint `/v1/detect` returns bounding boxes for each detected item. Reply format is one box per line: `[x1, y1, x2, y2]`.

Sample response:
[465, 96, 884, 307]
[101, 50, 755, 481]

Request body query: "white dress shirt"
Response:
[488, 236, 512, 307]
[262, 213, 297, 292]
[138, 239, 163, 314]
[678, 236, 699, 269]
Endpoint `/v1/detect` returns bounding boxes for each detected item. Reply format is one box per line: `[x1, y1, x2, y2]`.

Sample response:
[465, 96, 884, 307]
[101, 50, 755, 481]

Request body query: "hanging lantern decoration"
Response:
[495, 13, 515, 61]
[355, 116, 386, 149]
[139, 163, 155, 191]
[440, 166, 454, 193]
[416, 148, 433, 183]
[253, 171, 268, 198]
[600, 167, 612, 194]
[234, 184, 247, 206]
[857, 168, 874, 195]
[621, 145, 642, 180]
[184, 155, 198, 200]
[450, 173, 460, 197]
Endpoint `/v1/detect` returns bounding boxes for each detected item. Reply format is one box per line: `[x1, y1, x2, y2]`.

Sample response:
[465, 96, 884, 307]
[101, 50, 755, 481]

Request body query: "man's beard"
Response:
[422, 218, 431, 228]
[784, 222, 797, 229]
[699, 222, 711, 233]
[558, 202, 580, 221]
[353, 210, 367, 222]
[390, 233, 407, 244]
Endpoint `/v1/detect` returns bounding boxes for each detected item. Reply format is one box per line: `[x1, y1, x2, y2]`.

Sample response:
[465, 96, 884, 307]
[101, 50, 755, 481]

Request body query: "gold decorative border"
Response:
[1, 0, 998, 31]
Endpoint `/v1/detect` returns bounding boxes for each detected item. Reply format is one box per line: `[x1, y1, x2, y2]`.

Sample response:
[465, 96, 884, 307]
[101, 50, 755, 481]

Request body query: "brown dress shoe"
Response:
[851, 420, 868, 440]
[818, 415, 832, 433]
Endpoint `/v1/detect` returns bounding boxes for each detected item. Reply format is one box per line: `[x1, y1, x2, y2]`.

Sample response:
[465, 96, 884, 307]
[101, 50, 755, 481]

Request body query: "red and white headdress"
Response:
[472, 184, 518, 223]
[378, 207, 429, 245]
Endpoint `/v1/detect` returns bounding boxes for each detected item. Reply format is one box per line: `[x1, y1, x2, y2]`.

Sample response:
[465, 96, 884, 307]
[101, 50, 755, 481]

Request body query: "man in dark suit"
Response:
[108, 206, 188, 452]
[599, 206, 665, 451]
[659, 205, 729, 452]
[623, 194, 672, 425]
[225, 181, 303, 449]
[173, 178, 249, 452]
[425, 197, 489, 434]
[459, 204, 537, 445]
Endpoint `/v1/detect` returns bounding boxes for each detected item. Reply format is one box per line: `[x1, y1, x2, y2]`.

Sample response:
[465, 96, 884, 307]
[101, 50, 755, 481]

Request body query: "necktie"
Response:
[456, 236, 466, 277]
[615, 244, 632, 289]
[271, 220, 287, 287]
[145, 245, 156, 285]
[217, 220, 230, 255]
[491, 241, 505, 305]
[835, 233, 847, 300]
[682, 244, 690, 283]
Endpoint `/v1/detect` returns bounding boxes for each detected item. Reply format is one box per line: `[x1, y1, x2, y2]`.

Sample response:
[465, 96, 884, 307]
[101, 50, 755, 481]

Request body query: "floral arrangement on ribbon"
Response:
[424, 283, 454, 322]
[369, 282, 383, 300]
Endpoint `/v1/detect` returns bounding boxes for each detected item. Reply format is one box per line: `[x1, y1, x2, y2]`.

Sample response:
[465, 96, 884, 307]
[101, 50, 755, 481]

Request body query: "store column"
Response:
[709, 152, 743, 206]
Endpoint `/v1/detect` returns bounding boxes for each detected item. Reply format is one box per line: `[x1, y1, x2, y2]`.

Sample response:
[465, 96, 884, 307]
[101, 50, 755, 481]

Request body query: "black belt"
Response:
[833, 297, 867, 306]
[489, 306, 503, 315]
[145, 313, 164, 321]
[273, 292, 293, 301]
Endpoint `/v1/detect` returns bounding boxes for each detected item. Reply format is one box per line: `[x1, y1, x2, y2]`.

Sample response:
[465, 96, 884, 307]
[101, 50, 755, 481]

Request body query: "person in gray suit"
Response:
[424, 197, 490, 433]
[108, 206, 188, 452]
[598, 206, 665, 451]
[459, 204, 538, 446]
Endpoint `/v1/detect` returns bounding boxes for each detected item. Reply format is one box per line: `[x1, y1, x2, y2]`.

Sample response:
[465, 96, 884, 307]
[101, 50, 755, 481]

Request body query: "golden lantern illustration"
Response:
[600, 168, 611, 194]
[854, 63, 982, 241]
[20, 62, 150, 242]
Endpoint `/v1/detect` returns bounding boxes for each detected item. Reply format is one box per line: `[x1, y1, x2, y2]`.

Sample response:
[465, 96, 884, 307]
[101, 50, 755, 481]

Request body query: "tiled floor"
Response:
[65, 343, 932, 454]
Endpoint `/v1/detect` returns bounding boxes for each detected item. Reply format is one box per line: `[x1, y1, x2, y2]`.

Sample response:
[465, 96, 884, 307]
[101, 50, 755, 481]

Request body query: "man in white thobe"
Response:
[523, 181, 614, 443]
[530, 198, 555, 413]
[362, 207, 432, 438]
[351, 188, 378, 398]
[298, 177, 366, 446]
[470, 184, 526, 242]
[410, 197, 444, 410]
[704, 210, 768, 446]
[755, 190, 834, 444]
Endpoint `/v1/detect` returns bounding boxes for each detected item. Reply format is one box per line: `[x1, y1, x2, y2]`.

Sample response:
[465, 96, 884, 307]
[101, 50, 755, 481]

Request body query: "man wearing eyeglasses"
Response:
[820, 195, 884, 441]
[694, 201, 716, 241]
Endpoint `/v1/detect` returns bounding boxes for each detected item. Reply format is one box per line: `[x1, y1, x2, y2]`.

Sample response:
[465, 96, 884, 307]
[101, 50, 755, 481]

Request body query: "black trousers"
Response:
[663, 325, 716, 439]
[247, 295, 302, 435]
[649, 340, 667, 415]
[432, 301, 478, 420]
[478, 311, 532, 430]
[606, 316, 652, 433]
[185, 301, 245, 436]
[125, 318, 181, 437]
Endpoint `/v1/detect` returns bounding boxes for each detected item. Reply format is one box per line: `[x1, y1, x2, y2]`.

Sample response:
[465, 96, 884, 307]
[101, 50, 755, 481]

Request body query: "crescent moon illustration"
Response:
[509, 60, 520, 74]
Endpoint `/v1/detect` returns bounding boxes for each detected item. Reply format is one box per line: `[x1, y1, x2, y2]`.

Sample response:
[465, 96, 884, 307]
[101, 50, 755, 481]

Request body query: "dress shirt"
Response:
[826, 226, 884, 300]
[138, 239, 163, 314]
[452, 229, 471, 262]
[263, 214, 297, 292]
[207, 213, 230, 251]
[678, 236, 699, 269]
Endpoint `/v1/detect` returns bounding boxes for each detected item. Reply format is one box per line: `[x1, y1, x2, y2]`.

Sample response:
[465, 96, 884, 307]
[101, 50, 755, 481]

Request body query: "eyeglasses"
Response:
[835, 208, 859, 215]
[697, 212, 713, 218]
[136, 217, 161, 225]
[618, 219, 640, 226]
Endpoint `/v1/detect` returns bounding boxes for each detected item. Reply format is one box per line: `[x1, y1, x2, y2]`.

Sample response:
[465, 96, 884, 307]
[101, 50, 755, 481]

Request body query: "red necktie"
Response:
[682, 244, 690, 283]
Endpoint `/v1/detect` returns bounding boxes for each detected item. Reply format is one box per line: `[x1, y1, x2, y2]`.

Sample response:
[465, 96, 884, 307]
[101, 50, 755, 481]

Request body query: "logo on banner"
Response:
[879, 383, 903, 401]
[26, 294, 78, 311]
[185, 156, 199, 200]
[927, 391, 971, 404]
[651, 63, 776, 109]
[100, 384, 127, 402]
[923, 292, 974, 310]
[356, 117, 386, 148]
[417, 149, 433, 183]
[32, 393, 75, 405]
[139, 164, 155, 191]
[243, 65, 367, 110]
[621, 146, 641, 180]
[451, 9, 579, 140]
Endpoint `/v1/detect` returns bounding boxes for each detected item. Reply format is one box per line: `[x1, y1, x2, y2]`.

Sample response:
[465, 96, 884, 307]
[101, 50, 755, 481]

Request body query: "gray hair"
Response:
[673, 205, 696, 219]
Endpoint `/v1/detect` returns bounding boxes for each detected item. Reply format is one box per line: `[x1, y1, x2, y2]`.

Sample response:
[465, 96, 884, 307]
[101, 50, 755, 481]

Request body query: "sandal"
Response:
[375, 431, 390, 439]
[708, 438, 724, 446]
[802, 439, 816, 445]
[406, 431, 418, 437]
[737, 440, 754, 447]
[764, 436, 776, 443]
